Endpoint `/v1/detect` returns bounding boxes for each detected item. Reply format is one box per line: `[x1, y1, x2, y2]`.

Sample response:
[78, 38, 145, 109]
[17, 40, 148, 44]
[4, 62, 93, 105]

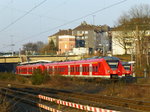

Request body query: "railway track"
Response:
[0, 82, 150, 112]
[36, 87, 150, 112]
[0, 81, 119, 112]
[0, 87, 85, 112]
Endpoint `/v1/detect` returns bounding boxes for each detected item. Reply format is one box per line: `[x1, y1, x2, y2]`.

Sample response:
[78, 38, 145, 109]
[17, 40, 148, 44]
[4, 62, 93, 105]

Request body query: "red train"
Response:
[16, 56, 132, 79]
[121, 62, 132, 77]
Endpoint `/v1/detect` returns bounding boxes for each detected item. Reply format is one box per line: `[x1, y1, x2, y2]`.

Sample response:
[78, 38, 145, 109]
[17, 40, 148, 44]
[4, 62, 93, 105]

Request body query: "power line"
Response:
[1, 0, 127, 50]
[16, 0, 128, 43]
[0, 0, 48, 33]
[0, 0, 69, 22]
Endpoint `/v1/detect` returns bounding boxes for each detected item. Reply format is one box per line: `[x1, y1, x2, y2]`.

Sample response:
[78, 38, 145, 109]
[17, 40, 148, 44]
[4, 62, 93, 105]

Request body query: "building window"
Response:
[85, 36, 88, 39]
[77, 31, 82, 34]
[65, 44, 67, 48]
[85, 31, 88, 34]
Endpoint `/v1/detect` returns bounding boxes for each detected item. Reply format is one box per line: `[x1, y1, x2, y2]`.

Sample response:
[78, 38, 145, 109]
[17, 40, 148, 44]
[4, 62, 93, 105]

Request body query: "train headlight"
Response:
[107, 70, 110, 73]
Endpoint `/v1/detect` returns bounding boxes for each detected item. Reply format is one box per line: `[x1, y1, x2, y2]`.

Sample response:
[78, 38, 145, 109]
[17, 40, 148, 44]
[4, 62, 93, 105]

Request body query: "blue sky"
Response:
[0, 0, 149, 52]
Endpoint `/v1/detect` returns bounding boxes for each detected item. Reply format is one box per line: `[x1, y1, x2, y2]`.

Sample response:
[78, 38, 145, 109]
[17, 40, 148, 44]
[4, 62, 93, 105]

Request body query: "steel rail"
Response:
[0, 88, 63, 112]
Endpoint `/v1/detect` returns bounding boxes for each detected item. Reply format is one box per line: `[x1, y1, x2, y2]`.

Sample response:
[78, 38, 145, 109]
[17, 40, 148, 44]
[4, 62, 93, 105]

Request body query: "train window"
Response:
[82, 66, 84, 72]
[60, 67, 62, 72]
[92, 66, 98, 72]
[61, 67, 63, 72]
[92, 66, 95, 72]
[70, 67, 73, 72]
[87, 66, 89, 72]
[76, 66, 79, 72]
[58, 67, 60, 72]
[54, 68, 57, 72]
[107, 61, 118, 69]
[62, 67, 65, 72]
[98, 63, 101, 67]
[64, 67, 67, 72]
[64, 67, 65, 72]
[96, 66, 98, 72]
[57, 67, 60, 73]
[49, 67, 51, 73]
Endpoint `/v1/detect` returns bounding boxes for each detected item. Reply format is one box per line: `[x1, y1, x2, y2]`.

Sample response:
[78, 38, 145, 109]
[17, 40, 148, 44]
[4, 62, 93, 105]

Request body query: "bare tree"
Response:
[22, 41, 44, 55]
[40, 40, 57, 55]
[114, 4, 150, 68]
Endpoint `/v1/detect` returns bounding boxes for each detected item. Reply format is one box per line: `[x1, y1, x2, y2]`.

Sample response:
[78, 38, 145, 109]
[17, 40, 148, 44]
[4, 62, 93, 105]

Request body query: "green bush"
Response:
[31, 69, 50, 85]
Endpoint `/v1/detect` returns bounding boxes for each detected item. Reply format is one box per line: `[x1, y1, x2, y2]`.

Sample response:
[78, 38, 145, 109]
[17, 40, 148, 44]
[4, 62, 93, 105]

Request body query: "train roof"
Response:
[19, 60, 52, 65]
[17, 56, 120, 67]
[44, 57, 107, 66]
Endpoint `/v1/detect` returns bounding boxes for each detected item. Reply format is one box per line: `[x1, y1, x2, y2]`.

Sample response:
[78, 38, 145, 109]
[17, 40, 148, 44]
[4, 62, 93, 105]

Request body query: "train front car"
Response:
[122, 62, 132, 77]
[103, 56, 122, 79]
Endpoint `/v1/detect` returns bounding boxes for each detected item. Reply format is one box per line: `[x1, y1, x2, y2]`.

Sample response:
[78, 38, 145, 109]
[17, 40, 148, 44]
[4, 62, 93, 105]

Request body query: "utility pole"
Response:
[92, 15, 95, 25]
[10, 35, 15, 56]
[135, 25, 140, 67]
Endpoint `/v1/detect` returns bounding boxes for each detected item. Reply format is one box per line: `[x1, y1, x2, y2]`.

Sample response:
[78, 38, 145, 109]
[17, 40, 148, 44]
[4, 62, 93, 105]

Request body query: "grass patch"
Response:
[0, 72, 29, 84]
[0, 95, 11, 112]
[0, 72, 15, 81]
[31, 69, 50, 85]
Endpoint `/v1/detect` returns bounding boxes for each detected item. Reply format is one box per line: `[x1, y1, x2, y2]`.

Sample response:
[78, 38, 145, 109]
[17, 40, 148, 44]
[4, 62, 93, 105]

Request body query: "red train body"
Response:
[16, 56, 132, 79]
[16, 63, 45, 76]
[121, 62, 132, 77]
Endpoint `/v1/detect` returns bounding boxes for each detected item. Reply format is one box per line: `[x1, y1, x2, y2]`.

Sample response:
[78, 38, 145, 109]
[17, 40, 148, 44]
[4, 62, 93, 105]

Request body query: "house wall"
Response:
[112, 31, 126, 55]
[72, 48, 88, 55]
[58, 35, 75, 54]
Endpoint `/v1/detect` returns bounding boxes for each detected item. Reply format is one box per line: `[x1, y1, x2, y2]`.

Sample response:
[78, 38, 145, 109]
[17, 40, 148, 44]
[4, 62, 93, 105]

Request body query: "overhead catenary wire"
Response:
[12, 0, 128, 44]
[0, 0, 70, 22]
[1, 0, 127, 50]
[0, 0, 48, 33]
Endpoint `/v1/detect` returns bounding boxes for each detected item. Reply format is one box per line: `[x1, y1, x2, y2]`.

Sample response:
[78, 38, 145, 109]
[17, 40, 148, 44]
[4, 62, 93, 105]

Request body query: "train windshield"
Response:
[122, 62, 131, 70]
[107, 61, 119, 70]
[103, 56, 119, 70]
[123, 64, 130, 70]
